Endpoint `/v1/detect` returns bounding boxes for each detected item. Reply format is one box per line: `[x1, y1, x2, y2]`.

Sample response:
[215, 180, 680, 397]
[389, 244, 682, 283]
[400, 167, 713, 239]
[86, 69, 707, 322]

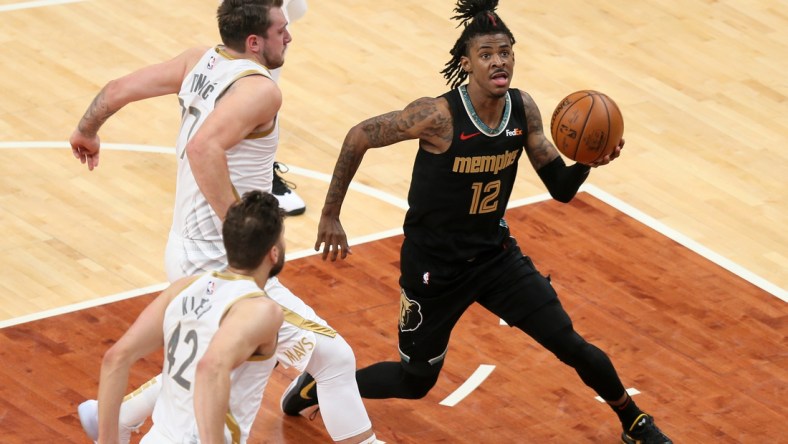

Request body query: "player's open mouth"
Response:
[492, 71, 508, 86]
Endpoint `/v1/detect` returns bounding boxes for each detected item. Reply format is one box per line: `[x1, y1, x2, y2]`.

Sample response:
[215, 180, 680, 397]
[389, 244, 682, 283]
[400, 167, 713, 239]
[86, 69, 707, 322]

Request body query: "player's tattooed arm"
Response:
[521, 90, 561, 170]
[77, 89, 117, 136]
[361, 97, 453, 151]
[323, 98, 451, 212]
[321, 111, 396, 212]
[323, 146, 360, 211]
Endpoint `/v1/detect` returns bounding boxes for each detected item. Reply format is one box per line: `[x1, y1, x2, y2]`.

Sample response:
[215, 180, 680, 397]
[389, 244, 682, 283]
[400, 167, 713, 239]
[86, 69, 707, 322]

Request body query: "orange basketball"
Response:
[550, 90, 624, 164]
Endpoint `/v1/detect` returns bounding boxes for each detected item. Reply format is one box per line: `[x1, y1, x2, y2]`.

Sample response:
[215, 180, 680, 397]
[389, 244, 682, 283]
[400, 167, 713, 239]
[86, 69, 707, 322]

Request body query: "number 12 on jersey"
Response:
[469, 180, 501, 214]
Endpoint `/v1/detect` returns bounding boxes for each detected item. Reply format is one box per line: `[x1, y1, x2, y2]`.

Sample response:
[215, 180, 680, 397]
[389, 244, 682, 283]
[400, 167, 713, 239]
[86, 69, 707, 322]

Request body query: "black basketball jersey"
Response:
[403, 86, 528, 262]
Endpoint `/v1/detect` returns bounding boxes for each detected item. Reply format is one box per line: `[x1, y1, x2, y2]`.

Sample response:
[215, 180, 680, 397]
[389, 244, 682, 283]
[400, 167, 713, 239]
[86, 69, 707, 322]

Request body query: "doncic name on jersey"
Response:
[189, 73, 218, 101]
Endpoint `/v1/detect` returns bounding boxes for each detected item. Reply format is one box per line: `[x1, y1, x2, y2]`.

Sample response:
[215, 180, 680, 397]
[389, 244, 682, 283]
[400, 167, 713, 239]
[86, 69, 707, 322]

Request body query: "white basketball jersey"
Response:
[172, 46, 278, 245]
[151, 271, 277, 444]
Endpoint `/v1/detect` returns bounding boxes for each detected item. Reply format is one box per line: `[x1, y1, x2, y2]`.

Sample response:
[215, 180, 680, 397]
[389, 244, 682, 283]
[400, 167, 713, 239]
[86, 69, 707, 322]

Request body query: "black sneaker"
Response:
[621, 414, 673, 444]
[272, 162, 306, 216]
[280, 372, 318, 416]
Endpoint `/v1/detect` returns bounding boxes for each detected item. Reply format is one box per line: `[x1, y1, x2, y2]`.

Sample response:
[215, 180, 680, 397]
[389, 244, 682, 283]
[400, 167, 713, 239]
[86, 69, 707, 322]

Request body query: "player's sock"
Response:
[608, 392, 642, 429]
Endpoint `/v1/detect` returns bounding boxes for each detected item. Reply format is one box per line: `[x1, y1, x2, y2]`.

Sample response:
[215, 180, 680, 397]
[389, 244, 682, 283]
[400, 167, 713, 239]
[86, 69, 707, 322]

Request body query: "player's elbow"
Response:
[101, 341, 134, 372]
[184, 139, 205, 159]
[347, 121, 378, 150]
[196, 354, 223, 381]
[196, 351, 234, 391]
[99, 79, 129, 113]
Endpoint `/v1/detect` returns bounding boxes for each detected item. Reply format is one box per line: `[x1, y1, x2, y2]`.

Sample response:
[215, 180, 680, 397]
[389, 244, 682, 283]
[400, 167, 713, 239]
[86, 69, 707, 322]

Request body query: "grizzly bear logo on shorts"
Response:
[399, 289, 423, 332]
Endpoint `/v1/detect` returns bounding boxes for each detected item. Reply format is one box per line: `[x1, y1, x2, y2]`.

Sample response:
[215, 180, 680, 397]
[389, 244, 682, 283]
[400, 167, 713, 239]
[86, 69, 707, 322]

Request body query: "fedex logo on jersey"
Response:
[506, 128, 523, 137]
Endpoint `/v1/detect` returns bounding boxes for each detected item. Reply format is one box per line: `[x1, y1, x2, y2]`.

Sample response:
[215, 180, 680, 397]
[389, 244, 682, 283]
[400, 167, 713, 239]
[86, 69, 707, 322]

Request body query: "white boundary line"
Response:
[0, 283, 168, 329]
[0, 141, 410, 209]
[0, 141, 176, 153]
[0, 237, 397, 329]
[0, 0, 85, 12]
[439, 364, 496, 407]
[596, 388, 640, 403]
[582, 184, 787, 302]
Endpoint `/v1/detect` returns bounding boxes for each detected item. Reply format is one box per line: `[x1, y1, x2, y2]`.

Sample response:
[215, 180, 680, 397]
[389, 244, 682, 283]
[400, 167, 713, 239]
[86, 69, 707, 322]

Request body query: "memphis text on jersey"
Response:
[452, 147, 519, 174]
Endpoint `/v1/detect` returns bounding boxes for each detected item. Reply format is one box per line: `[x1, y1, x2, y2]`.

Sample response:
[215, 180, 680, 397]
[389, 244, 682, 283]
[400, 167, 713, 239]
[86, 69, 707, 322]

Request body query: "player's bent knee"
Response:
[540, 326, 588, 366]
[328, 335, 357, 370]
[311, 333, 358, 381]
[401, 361, 443, 399]
[579, 342, 611, 369]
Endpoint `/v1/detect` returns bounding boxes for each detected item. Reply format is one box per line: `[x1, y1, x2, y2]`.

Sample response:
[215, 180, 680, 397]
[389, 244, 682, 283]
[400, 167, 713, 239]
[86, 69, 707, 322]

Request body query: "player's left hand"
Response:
[69, 129, 101, 171]
[315, 214, 352, 261]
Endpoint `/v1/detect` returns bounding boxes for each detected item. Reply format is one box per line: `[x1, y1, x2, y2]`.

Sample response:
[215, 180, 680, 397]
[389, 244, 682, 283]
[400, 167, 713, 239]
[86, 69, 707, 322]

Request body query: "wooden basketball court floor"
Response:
[1, 191, 785, 443]
[0, 0, 786, 442]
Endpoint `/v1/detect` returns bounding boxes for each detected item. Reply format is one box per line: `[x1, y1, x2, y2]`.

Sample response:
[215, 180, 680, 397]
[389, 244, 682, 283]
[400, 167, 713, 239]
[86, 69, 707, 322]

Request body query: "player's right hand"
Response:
[69, 129, 101, 171]
[315, 215, 352, 262]
[587, 138, 624, 168]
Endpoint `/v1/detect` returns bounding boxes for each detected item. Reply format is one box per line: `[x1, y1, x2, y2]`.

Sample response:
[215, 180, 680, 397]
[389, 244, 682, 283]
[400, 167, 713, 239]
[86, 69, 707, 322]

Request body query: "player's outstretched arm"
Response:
[69, 47, 206, 171]
[316, 97, 451, 261]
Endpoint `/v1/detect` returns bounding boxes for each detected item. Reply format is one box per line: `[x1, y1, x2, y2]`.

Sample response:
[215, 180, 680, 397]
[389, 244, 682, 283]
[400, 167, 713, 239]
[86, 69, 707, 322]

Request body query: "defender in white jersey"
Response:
[70, 1, 376, 443]
[166, 45, 279, 278]
[96, 191, 284, 444]
[148, 271, 278, 444]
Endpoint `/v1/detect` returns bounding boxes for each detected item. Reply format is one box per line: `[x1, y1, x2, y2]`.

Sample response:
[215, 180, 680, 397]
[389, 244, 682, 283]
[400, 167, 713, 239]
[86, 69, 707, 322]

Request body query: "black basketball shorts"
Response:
[397, 234, 562, 368]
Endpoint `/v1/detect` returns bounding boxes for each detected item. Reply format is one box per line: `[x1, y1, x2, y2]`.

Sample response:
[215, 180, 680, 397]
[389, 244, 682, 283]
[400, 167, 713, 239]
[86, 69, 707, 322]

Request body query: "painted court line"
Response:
[439, 364, 496, 407]
[0, 141, 409, 209]
[0, 0, 85, 13]
[0, 282, 168, 329]
[596, 388, 640, 403]
[583, 184, 787, 302]
[0, 233, 402, 330]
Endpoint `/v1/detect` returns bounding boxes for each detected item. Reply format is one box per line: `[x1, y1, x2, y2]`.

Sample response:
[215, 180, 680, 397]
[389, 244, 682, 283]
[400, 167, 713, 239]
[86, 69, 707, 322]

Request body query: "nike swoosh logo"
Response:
[299, 380, 317, 400]
[460, 131, 481, 140]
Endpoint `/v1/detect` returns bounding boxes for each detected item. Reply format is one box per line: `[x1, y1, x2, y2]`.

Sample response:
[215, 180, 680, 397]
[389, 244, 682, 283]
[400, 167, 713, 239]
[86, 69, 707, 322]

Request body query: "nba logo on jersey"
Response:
[207, 56, 216, 70]
[206, 281, 215, 295]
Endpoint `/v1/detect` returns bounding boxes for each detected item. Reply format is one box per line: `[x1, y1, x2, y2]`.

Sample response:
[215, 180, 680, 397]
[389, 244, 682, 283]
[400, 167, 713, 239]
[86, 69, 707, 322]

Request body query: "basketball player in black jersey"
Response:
[282, 0, 672, 442]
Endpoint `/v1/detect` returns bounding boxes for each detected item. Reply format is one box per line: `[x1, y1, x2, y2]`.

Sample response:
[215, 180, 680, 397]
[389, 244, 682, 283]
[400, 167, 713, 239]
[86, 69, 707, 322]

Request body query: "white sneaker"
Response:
[77, 399, 99, 442]
[272, 162, 306, 216]
[77, 399, 139, 444]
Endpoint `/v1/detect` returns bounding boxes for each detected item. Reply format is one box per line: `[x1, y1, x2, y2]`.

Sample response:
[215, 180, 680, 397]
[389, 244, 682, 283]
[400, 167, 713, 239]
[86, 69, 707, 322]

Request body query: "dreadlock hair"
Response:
[441, 0, 516, 89]
[217, 0, 284, 52]
[223, 190, 285, 270]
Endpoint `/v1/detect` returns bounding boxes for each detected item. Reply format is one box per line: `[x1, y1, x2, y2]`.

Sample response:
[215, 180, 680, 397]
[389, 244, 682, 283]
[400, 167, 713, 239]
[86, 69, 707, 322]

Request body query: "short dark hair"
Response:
[223, 190, 284, 270]
[217, 0, 284, 52]
[441, 0, 516, 89]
